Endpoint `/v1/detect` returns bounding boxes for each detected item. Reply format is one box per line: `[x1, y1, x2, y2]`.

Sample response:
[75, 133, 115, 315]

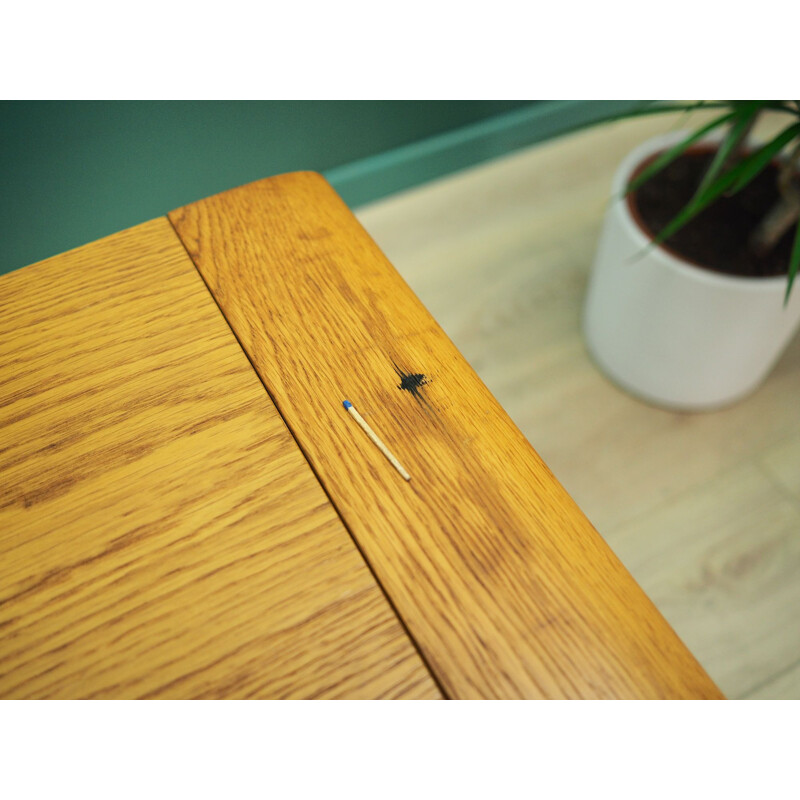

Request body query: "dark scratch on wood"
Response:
[392, 362, 429, 403]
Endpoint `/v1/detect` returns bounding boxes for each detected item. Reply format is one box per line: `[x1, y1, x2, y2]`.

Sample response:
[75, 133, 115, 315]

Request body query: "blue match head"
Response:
[343, 400, 352, 409]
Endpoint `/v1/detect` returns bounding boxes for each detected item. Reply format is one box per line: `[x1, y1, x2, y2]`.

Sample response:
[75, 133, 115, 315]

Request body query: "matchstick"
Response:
[342, 400, 411, 481]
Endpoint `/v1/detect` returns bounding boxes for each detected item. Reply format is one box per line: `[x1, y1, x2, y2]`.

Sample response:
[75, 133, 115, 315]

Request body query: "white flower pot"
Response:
[583, 131, 800, 411]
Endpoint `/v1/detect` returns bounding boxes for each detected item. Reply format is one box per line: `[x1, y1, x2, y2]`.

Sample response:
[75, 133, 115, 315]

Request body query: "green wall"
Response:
[1, 100, 647, 276]
[0, 101, 533, 274]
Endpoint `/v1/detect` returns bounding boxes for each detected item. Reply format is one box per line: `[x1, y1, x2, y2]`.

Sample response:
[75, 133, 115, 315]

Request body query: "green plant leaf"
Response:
[599, 101, 728, 123]
[728, 123, 800, 195]
[651, 123, 800, 247]
[588, 101, 800, 139]
[602, 100, 796, 127]
[624, 111, 737, 196]
[730, 100, 799, 116]
[693, 102, 762, 197]
[566, 101, 800, 151]
[785, 219, 800, 305]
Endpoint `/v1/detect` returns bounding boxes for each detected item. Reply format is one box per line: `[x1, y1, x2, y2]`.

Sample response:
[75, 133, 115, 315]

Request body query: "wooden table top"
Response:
[0, 217, 438, 699]
[0, 173, 723, 698]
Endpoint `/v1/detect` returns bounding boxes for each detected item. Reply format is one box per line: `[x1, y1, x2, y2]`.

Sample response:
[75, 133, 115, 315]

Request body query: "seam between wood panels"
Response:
[165, 215, 449, 700]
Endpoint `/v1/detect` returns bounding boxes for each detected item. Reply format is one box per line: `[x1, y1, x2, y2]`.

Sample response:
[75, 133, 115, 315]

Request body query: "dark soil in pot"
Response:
[628, 147, 795, 278]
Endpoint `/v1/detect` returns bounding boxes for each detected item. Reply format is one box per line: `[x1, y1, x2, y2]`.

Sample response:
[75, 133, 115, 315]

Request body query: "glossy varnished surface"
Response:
[0, 218, 440, 699]
[170, 172, 723, 698]
[355, 109, 800, 699]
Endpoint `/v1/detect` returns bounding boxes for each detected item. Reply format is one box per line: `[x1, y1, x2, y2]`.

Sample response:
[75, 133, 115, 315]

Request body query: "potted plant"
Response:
[583, 101, 800, 410]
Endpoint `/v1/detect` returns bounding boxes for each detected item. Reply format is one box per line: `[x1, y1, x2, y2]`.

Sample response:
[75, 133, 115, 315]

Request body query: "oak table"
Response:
[0, 173, 723, 699]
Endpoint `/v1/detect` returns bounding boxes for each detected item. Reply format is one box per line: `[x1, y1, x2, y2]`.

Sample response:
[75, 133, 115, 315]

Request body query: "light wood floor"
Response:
[356, 107, 800, 700]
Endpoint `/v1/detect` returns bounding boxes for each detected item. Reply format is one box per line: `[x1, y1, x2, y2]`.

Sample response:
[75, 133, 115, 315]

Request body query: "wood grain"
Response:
[355, 108, 800, 536]
[169, 172, 724, 699]
[356, 107, 800, 698]
[0, 218, 441, 699]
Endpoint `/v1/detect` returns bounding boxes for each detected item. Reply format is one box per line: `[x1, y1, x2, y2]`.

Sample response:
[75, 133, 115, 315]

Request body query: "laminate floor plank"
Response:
[606, 463, 800, 699]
